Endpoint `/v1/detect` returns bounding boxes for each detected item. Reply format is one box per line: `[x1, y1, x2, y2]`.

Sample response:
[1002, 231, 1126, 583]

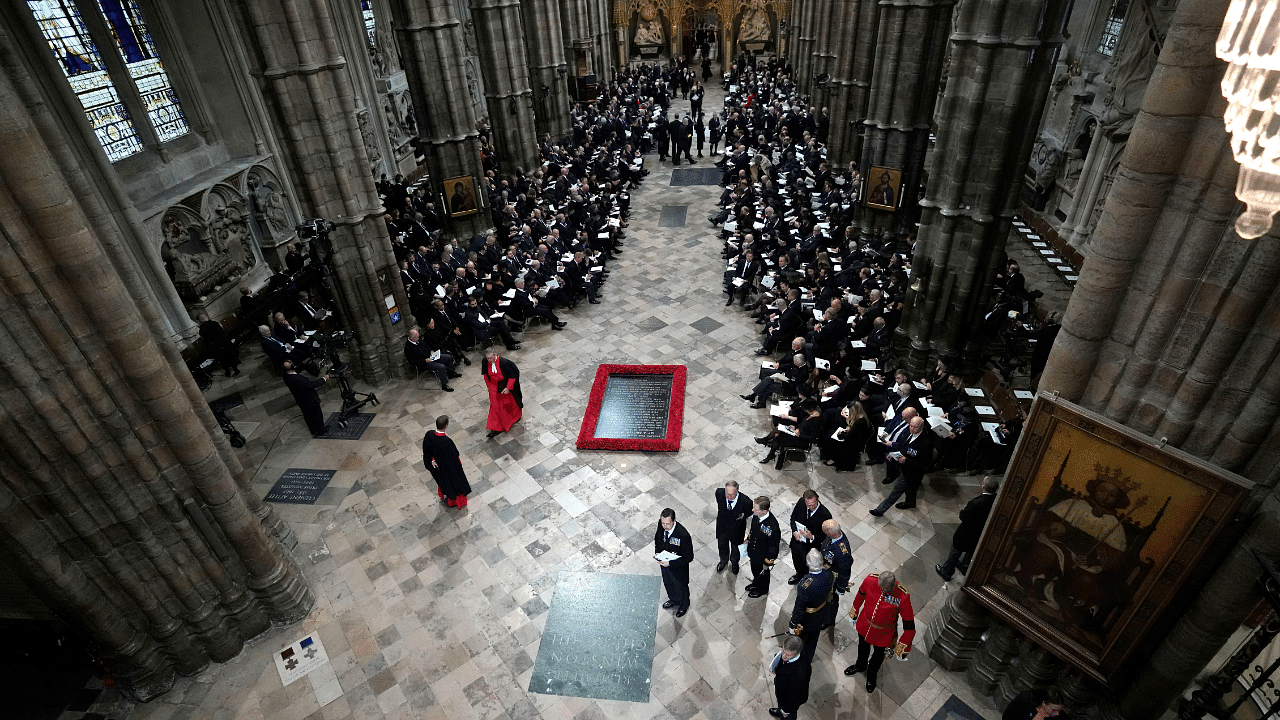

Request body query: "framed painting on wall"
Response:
[863, 166, 902, 210]
[965, 395, 1252, 685]
[443, 175, 479, 217]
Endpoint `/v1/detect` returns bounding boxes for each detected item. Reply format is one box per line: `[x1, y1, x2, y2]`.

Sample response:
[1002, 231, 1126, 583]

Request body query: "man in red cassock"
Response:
[482, 347, 523, 438]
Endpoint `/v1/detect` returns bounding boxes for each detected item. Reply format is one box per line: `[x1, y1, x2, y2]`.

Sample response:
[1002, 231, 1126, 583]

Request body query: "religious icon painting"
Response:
[863, 166, 902, 211]
[442, 175, 479, 217]
[964, 395, 1252, 686]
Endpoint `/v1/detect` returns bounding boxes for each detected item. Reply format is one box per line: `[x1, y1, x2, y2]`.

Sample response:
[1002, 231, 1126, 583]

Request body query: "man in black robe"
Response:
[421, 415, 472, 507]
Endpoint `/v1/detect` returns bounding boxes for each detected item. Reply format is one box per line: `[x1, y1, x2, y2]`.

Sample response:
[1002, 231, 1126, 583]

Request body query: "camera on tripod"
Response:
[296, 218, 335, 238]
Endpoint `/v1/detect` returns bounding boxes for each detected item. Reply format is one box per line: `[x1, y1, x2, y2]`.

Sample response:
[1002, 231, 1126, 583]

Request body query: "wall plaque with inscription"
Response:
[264, 469, 335, 505]
[529, 571, 660, 703]
[577, 364, 686, 451]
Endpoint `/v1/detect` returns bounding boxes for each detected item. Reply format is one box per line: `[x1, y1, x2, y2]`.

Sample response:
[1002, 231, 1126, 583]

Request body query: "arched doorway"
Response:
[680, 10, 721, 62]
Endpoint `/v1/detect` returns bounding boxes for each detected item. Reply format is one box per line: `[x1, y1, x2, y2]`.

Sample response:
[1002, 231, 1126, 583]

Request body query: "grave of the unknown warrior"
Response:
[529, 571, 661, 702]
[577, 364, 686, 451]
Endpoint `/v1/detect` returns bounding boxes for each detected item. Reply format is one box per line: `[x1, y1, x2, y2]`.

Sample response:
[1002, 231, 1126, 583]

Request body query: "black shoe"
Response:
[869, 509, 884, 517]
[754, 348, 770, 356]
[769, 708, 785, 718]
[447, 371, 463, 379]
[731, 564, 739, 574]
[866, 677, 877, 693]
[662, 600, 677, 609]
[741, 394, 755, 402]
[589, 299, 602, 304]
[552, 324, 565, 331]
[881, 477, 894, 484]
[748, 589, 767, 598]
[844, 663, 866, 676]
[754, 436, 769, 445]
[896, 503, 916, 510]
[774, 455, 786, 470]
[759, 452, 776, 464]
[787, 574, 801, 585]
[726, 298, 734, 306]
[442, 385, 454, 392]
[675, 607, 688, 617]
[461, 357, 472, 366]
[935, 564, 952, 582]
[750, 401, 765, 409]
[506, 344, 522, 351]
[486, 430, 500, 438]
[716, 561, 727, 573]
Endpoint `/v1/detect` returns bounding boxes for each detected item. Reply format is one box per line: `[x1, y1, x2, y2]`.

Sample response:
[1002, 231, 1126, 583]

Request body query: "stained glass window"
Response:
[1097, 0, 1129, 57]
[94, 0, 188, 142]
[27, 0, 143, 161]
[360, 0, 377, 46]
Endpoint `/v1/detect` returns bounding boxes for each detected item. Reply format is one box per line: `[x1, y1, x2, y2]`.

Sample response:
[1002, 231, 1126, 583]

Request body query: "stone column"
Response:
[825, 0, 879, 166]
[523, 0, 572, 139]
[857, 0, 953, 238]
[899, 0, 1069, 373]
[1037, 0, 1280, 474]
[239, 0, 407, 383]
[793, 0, 818, 93]
[389, 0, 491, 237]
[470, 0, 540, 172]
[810, 0, 840, 86]
[0, 28, 312, 700]
[559, 0, 611, 84]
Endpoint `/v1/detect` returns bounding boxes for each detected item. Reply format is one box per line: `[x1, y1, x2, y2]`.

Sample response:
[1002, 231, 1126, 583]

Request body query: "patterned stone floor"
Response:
[79, 79, 1071, 720]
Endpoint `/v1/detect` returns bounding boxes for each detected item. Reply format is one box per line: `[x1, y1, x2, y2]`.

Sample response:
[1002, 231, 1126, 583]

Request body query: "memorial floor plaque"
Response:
[317, 412, 375, 440]
[594, 375, 672, 439]
[265, 469, 335, 505]
[577, 365, 686, 451]
[529, 571, 660, 703]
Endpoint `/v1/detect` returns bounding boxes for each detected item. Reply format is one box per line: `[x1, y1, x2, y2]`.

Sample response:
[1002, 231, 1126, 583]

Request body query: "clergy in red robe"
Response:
[482, 347, 523, 437]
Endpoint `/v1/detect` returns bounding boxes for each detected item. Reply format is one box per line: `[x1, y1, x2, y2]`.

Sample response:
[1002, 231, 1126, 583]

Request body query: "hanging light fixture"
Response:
[1218, 0, 1280, 238]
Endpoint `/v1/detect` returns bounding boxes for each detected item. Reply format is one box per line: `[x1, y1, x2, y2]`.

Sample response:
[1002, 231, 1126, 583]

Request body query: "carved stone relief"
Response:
[203, 185, 255, 273]
[357, 108, 382, 174]
[245, 166, 294, 248]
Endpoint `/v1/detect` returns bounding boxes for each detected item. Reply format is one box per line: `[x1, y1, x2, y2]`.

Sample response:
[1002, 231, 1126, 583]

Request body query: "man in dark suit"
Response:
[757, 289, 802, 356]
[936, 476, 999, 581]
[870, 417, 934, 515]
[714, 481, 752, 574]
[787, 490, 833, 584]
[724, 249, 760, 307]
[771, 635, 812, 720]
[282, 360, 329, 436]
[654, 508, 694, 617]
[867, 407, 916, 465]
[258, 325, 291, 371]
[745, 496, 781, 597]
[404, 328, 460, 392]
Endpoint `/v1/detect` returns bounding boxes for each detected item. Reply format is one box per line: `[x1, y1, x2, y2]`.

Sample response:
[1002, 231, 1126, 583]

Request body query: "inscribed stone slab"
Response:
[529, 571, 660, 702]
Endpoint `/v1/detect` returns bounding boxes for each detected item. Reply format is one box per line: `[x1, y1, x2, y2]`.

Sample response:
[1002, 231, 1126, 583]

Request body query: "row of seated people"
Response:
[393, 80, 658, 391]
[710, 66, 1020, 479]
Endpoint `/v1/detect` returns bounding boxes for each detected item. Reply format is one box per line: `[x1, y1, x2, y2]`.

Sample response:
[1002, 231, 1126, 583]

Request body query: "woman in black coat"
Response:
[820, 401, 872, 471]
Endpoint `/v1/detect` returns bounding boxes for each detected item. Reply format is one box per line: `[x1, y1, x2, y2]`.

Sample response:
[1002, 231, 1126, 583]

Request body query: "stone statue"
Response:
[247, 174, 291, 240]
[634, 17, 664, 45]
[209, 203, 252, 271]
[1036, 150, 1063, 190]
[1061, 148, 1084, 192]
[739, 9, 770, 42]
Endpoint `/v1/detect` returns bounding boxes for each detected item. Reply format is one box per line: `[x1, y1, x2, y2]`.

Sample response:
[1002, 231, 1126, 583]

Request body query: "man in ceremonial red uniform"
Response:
[844, 570, 914, 693]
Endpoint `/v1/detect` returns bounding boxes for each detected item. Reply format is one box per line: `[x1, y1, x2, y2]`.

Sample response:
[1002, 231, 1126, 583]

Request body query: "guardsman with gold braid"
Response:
[844, 570, 915, 693]
[788, 549, 838, 663]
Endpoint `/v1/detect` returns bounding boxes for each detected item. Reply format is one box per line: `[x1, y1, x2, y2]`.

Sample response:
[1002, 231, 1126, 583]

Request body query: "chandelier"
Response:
[1218, 0, 1280, 239]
